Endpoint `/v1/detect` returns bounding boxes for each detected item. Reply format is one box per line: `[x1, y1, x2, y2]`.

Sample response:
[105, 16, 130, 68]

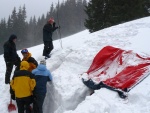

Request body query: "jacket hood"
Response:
[20, 61, 29, 70]
[9, 34, 17, 42]
[37, 64, 47, 71]
[22, 52, 32, 61]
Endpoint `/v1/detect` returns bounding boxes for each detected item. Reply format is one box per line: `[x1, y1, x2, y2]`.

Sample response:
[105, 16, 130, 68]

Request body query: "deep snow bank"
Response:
[42, 48, 92, 113]
[1, 17, 150, 113]
[42, 17, 150, 113]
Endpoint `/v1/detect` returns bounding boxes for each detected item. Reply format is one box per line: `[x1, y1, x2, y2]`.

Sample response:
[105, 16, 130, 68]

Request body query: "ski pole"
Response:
[56, 30, 63, 49]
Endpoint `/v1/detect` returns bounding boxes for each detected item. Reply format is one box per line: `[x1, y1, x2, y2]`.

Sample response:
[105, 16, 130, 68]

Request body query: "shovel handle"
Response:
[10, 96, 12, 104]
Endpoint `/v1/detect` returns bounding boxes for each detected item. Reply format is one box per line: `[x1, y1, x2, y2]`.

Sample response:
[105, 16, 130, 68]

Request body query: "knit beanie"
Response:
[40, 60, 46, 65]
[48, 18, 54, 24]
[9, 34, 17, 42]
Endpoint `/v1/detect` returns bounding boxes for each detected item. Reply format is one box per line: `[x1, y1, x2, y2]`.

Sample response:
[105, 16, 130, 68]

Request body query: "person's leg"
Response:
[14, 60, 21, 72]
[43, 41, 50, 56]
[34, 94, 45, 113]
[24, 96, 33, 113]
[5, 62, 13, 84]
[16, 98, 25, 113]
[33, 96, 39, 113]
[48, 41, 54, 55]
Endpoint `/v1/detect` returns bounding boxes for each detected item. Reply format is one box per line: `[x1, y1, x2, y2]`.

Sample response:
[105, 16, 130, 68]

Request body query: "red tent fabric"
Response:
[86, 46, 150, 91]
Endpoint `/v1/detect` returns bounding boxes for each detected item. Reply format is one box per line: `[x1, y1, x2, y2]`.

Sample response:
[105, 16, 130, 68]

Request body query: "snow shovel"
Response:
[8, 97, 16, 112]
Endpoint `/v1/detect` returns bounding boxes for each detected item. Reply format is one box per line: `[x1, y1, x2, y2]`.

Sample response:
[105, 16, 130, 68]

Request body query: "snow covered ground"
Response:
[1, 17, 150, 113]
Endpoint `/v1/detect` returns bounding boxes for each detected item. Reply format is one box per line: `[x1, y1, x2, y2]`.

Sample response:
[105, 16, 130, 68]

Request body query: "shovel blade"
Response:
[8, 103, 16, 112]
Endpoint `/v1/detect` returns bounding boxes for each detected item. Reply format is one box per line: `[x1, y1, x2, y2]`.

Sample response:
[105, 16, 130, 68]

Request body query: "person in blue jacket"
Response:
[32, 60, 52, 113]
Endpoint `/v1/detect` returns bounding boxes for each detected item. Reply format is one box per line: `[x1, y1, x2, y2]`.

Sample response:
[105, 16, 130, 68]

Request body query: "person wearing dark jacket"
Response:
[10, 61, 36, 113]
[21, 48, 38, 72]
[3, 34, 21, 84]
[43, 18, 59, 59]
[32, 60, 52, 113]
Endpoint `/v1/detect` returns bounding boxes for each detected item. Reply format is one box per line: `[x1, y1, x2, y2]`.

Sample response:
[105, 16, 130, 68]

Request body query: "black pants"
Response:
[5, 60, 20, 84]
[33, 94, 45, 113]
[16, 96, 32, 113]
[43, 41, 54, 56]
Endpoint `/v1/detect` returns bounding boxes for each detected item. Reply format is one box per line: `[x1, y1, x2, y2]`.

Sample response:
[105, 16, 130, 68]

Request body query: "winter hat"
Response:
[20, 61, 29, 70]
[48, 18, 54, 24]
[21, 48, 28, 54]
[9, 34, 17, 42]
[40, 60, 46, 65]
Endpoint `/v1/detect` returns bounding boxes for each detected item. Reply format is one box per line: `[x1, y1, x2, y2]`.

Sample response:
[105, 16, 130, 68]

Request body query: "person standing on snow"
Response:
[3, 34, 21, 84]
[10, 48, 38, 100]
[21, 48, 38, 72]
[10, 61, 36, 113]
[42, 18, 59, 59]
[32, 60, 52, 113]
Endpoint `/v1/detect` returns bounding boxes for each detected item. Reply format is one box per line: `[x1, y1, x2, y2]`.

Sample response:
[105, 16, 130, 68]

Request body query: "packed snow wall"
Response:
[43, 82, 91, 113]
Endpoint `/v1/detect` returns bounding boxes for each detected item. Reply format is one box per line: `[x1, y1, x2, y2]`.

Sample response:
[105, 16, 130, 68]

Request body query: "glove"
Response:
[53, 22, 56, 27]
[57, 26, 60, 29]
[10, 86, 16, 100]
[11, 94, 16, 100]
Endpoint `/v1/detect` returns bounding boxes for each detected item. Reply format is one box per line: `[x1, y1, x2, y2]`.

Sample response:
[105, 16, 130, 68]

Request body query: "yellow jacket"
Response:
[10, 61, 36, 98]
[22, 52, 38, 72]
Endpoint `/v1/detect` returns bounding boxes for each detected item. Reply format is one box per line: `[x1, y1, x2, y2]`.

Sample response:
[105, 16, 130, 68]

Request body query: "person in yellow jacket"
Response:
[21, 48, 38, 72]
[10, 61, 36, 113]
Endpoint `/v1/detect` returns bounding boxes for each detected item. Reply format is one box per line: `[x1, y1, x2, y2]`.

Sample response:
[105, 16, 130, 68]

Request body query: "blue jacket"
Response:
[32, 64, 52, 95]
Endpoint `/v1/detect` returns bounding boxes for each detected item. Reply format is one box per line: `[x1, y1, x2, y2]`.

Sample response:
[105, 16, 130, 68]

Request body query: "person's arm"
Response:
[48, 70, 53, 81]
[30, 73, 36, 91]
[28, 57, 38, 67]
[32, 69, 36, 75]
[43, 23, 58, 32]
[3, 43, 12, 62]
[52, 22, 59, 31]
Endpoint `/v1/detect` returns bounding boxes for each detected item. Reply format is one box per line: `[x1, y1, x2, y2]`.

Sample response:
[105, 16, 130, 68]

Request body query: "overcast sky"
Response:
[0, 0, 64, 21]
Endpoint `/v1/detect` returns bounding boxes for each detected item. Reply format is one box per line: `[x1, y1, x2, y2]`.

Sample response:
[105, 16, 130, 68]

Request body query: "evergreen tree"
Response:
[0, 18, 7, 53]
[85, 0, 150, 32]
[16, 6, 27, 48]
[85, 0, 109, 32]
[10, 7, 18, 33]
[0, 18, 7, 41]
[7, 16, 12, 35]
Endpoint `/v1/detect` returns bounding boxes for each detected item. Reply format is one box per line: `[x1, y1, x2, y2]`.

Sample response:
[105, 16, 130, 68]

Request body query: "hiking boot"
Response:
[45, 54, 51, 59]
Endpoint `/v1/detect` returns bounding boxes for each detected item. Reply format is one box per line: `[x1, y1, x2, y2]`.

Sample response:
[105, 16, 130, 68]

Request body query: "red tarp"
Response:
[86, 46, 150, 91]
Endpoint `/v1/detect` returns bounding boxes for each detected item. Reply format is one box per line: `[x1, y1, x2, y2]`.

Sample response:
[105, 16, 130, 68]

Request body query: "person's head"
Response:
[20, 61, 29, 70]
[9, 34, 17, 43]
[40, 60, 46, 65]
[21, 48, 29, 58]
[48, 18, 54, 24]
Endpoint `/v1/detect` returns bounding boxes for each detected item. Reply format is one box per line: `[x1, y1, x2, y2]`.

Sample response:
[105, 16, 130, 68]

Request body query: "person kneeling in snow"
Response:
[10, 61, 36, 113]
[32, 60, 52, 113]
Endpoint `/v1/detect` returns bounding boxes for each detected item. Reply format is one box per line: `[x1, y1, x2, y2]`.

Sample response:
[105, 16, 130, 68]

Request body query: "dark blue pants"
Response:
[33, 94, 45, 113]
[16, 96, 32, 113]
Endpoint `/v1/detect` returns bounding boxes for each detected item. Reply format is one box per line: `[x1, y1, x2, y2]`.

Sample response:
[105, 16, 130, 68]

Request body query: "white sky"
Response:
[0, 0, 64, 21]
